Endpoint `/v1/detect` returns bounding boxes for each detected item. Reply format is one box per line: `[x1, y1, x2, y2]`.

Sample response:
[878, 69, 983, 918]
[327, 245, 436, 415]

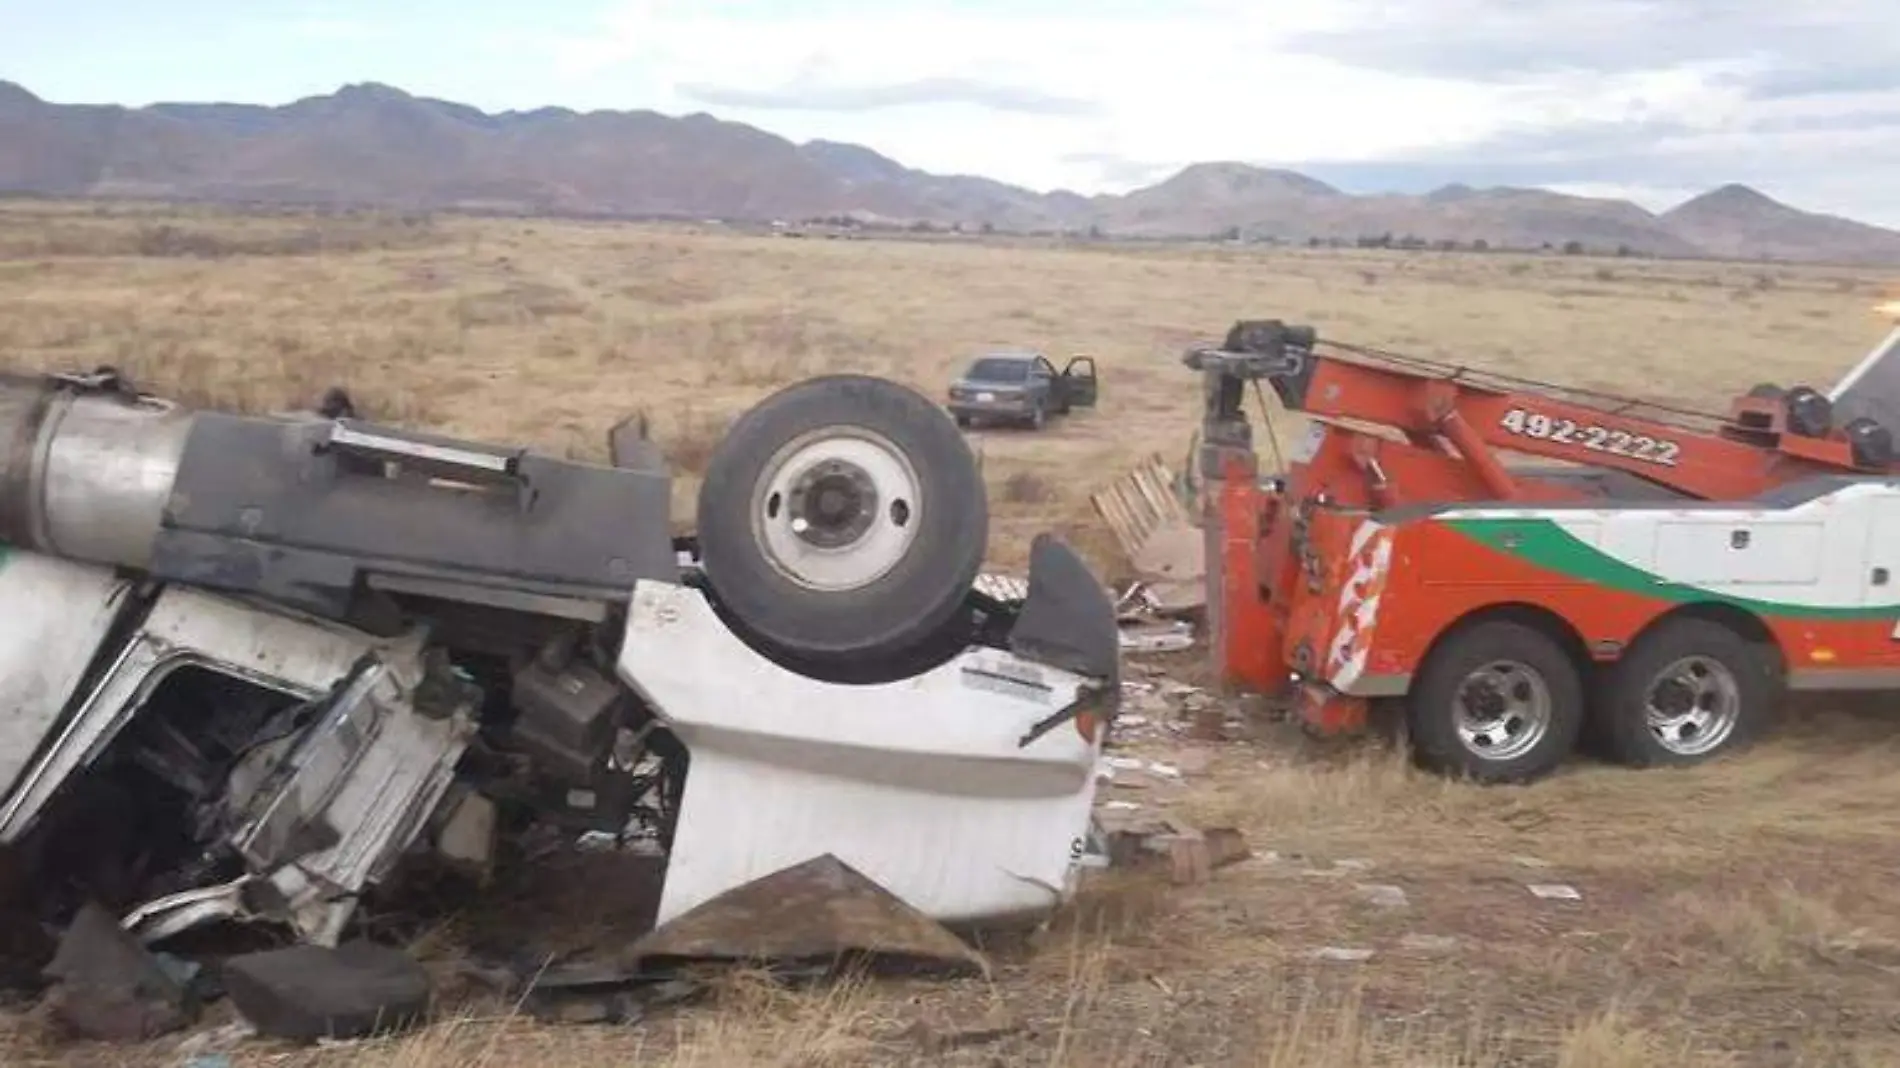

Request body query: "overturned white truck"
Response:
[0, 369, 1118, 961]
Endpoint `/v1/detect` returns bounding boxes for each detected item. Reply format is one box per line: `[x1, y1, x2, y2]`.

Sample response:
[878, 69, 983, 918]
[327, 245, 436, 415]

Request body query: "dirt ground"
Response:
[3, 201, 1900, 1067]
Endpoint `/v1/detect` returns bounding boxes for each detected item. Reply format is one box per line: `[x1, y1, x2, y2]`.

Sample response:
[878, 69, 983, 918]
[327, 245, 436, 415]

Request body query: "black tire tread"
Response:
[1592, 616, 1773, 769]
[695, 374, 987, 671]
[1406, 618, 1585, 784]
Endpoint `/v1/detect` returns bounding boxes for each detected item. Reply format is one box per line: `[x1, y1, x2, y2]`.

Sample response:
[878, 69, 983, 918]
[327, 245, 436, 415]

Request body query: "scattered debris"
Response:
[1398, 934, 1459, 956]
[893, 1016, 1027, 1055]
[1204, 828, 1252, 868]
[221, 942, 432, 1043]
[1171, 749, 1213, 775]
[1354, 884, 1410, 909]
[1301, 858, 1375, 880]
[1528, 883, 1583, 902]
[974, 573, 1031, 603]
[41, 902, 199, 1042]
[518, 966, 701, 1026]
[1094, 817, 1251, 885]
[172, 1022, 254, 1063]
[1119, 620, 1196, 653]
[1311, 947, 1375, 963]
[1510, 855, 1554, 870]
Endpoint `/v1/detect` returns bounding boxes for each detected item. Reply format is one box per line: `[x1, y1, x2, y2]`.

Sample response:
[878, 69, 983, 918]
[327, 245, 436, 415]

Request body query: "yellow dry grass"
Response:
[4, 199, 1900, 1067]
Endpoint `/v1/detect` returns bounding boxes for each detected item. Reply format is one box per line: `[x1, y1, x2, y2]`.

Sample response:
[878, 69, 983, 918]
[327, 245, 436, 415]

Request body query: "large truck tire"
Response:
[1406, 617, 1584, 784]
[695, 374, 988, 674]
[1590, 616, 1773, 769]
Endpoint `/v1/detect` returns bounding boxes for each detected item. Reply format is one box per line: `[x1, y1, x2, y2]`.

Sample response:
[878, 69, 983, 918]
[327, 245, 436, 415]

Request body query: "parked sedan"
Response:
[946, 349, 1099, 430]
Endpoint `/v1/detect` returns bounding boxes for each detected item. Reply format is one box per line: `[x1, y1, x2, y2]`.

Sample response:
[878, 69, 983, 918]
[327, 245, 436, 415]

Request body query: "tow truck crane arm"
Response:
[1188, 319, 1897, 512]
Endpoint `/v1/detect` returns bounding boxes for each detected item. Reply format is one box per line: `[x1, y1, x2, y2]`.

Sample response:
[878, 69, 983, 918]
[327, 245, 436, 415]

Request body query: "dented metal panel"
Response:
[0, 549, 138, 800]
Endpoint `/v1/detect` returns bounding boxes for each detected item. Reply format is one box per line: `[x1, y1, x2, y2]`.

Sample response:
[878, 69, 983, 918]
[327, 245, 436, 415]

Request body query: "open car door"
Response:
[1061, 357, 1099, 408]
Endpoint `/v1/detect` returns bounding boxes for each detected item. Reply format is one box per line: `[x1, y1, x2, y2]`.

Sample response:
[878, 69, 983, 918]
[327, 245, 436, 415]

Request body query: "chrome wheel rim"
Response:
[1643, 655, 1741, 756]
[1453, 660, 1552, 762]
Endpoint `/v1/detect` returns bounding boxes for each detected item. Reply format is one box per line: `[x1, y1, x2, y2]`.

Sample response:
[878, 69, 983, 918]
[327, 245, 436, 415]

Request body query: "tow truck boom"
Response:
[1189, 319, 1897, 510]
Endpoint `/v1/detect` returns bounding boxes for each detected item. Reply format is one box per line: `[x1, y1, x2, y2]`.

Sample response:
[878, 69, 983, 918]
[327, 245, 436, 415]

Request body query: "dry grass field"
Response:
[4, 199, 1900, 1067]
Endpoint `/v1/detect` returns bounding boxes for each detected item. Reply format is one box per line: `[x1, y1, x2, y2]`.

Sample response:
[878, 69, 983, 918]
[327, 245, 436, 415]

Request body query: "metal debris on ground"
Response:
[1354, 884, 1410, 910]
[622, 854, 989, 978]
[220, 942, 433, 1043]
[974, 573, 1032, 603]
[490, 854, 992, 1024]
[1398, 934, 1459, 956]
[517, 967, 702, 1026]
[1527, 883, 1583, 902]
[172, 1022, 254, 1063]
[1118, 619, 1197, 653]
[40, 902, 200, 1042]
[1311, 947, 1375, 963]
[886, 1013, 1027, 1055]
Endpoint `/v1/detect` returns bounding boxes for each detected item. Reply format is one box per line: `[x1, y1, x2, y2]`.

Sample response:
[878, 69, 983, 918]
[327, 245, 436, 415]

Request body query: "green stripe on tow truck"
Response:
[1444, 516, 1900, 621]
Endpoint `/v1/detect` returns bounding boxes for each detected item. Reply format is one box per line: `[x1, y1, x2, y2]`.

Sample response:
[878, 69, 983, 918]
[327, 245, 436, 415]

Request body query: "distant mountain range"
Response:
[4, 79, 1900, 265]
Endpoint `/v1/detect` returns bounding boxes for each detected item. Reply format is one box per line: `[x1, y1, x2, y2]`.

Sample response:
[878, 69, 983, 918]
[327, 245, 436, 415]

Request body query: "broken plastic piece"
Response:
[221, 942, 432, 1043]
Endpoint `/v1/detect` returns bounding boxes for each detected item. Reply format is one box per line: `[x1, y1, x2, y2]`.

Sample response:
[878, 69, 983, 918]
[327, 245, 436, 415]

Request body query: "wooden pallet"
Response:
[1090, 454, 1204, 611]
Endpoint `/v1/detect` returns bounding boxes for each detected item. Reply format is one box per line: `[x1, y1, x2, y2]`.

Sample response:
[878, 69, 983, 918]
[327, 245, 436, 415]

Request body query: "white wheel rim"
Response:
[750, 426, 923, 592]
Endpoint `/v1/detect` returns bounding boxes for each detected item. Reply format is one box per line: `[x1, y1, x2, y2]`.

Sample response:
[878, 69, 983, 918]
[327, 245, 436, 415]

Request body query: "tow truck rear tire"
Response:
[695, 374, 987, 674]
[1591, 617, 1773, 769]
[1406, 618, 1585, 784]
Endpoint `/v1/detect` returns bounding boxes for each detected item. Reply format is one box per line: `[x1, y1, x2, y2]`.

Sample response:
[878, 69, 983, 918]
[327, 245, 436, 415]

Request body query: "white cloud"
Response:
[285, 17, 383, 43]
[540, 1, 1514, 192]
[512, 0, 1900, 223]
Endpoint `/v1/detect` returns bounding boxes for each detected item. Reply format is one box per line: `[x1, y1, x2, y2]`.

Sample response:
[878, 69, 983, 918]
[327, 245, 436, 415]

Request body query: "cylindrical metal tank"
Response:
[0, 370, 681, 623]
[0, 373, 193, 571]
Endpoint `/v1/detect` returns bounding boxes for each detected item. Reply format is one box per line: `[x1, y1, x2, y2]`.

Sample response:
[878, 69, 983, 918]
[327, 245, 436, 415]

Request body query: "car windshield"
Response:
[966, 357, 1031, 382]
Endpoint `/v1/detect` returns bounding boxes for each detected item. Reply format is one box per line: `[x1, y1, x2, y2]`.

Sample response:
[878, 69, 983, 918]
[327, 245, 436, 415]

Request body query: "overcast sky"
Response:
[5, 0, 1898, 225]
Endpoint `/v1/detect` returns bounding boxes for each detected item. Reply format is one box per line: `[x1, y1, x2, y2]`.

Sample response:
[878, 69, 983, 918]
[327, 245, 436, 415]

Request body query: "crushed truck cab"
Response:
[0, 367, 1118, 964]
